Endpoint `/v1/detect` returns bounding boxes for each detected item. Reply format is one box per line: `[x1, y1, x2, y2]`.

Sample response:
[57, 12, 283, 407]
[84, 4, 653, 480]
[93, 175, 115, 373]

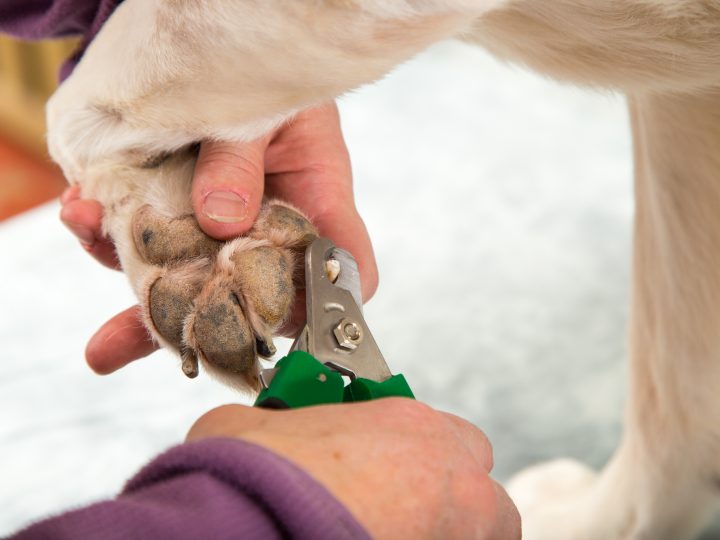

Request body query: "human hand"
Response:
[59, 103, 377, 374]
[187, 399, 521, 539]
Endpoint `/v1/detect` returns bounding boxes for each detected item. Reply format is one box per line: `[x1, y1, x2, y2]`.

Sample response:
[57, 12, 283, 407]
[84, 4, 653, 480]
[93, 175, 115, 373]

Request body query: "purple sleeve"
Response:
[0, 0, 119, 40]
[10, 438, 371, 540]
[0, 0, 122, 78]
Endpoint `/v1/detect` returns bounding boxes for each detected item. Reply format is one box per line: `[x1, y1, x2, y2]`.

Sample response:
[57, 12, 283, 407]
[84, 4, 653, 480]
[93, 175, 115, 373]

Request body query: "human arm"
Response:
[0, 0, 121, 79]
[10, 437, 370, 540]
[187, 399, 521, 539]
[11, 400, 519, 540]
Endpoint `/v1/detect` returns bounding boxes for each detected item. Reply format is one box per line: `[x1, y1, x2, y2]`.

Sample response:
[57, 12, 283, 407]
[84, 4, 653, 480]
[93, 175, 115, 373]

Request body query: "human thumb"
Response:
[192, 139, 268, 240]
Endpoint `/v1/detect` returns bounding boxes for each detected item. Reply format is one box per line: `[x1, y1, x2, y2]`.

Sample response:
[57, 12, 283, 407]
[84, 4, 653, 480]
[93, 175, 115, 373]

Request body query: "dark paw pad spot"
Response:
[142, 228, 154, 246]
[132, 205, 221, 265]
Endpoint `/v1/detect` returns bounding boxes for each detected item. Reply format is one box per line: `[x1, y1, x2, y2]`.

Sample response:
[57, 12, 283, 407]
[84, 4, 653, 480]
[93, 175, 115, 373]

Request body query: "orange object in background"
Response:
[0, 138, 66, 221]
[0, 35, 77, 221]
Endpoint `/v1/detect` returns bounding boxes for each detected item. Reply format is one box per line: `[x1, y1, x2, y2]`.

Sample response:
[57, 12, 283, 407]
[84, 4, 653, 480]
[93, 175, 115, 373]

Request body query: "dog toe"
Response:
[190, 278, 257, 374]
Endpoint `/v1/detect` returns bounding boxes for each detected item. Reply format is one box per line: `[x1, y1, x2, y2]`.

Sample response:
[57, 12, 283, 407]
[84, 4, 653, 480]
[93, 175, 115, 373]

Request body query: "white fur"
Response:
[46, 1, 720, 538]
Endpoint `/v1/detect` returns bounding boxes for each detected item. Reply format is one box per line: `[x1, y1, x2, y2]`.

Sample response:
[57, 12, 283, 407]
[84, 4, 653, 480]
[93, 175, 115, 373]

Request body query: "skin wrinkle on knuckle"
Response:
[300, 159, 349, 181]
[309, 178, 356, 206]
[198, 148, 265, 186]
[265, 128, 348, 174]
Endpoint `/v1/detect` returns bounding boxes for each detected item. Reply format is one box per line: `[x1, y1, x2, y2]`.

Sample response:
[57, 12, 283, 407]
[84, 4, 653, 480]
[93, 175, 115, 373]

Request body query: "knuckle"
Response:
[187, 404, 244, 439]
[198, 146, 264, 188]
[382, 398, 443, 426]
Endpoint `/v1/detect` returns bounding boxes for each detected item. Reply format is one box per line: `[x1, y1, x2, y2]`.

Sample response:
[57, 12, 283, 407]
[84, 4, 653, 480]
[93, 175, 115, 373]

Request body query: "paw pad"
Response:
[132, 205, 221, 264]
[133, 201, 317, 385]
[191, 283, 256, 374]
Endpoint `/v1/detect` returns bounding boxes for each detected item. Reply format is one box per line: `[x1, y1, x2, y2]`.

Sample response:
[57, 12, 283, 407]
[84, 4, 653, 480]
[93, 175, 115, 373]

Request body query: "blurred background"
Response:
[0, 35, 75, 221]
[0, 36, 692, 535]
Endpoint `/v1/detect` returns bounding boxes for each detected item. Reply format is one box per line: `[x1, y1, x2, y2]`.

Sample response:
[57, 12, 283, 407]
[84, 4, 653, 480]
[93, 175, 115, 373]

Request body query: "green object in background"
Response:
[255, 351, 414, 409]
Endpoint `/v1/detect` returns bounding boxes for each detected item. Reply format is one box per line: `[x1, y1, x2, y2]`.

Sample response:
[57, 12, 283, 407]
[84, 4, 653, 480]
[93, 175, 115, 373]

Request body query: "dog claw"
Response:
[255, 337, 276, 358]
[181, 348, 199, 378]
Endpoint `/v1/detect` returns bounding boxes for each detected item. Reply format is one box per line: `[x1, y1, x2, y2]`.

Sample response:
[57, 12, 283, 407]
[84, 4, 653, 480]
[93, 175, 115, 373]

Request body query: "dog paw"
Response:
[507, 459, 605, 540]
[131, 200, 317, 387]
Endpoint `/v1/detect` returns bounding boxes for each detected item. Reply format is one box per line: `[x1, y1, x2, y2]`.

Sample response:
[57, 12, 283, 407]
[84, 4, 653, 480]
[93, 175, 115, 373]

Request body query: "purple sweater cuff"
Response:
[0, 0, 122, 79]
[11, 438, 370, 540]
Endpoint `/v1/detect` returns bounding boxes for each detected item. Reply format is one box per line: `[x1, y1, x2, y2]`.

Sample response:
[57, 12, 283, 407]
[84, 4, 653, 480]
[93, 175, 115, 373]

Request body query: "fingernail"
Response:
[62, 220, 96, 245]
[203, 191, 248, 223]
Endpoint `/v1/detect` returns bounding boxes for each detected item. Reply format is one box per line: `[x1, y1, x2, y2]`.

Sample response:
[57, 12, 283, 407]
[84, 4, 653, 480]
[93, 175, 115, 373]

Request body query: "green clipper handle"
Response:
[255, 350, 414, 409]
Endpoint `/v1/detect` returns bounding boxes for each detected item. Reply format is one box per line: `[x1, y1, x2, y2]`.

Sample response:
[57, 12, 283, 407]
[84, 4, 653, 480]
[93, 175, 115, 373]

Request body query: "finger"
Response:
[312, 202, 378, 302]
[264, 104, 378, 301]
[192, 138, 269, 240]
[266, 173, 378, 302]
[86, 306, 157, 374]
[186, 404, 268, 442]
[60, 185, 80, 205]
[267, 194, 378, 338]
[60, 198, 120, 270]
[490, 480, 522, 540]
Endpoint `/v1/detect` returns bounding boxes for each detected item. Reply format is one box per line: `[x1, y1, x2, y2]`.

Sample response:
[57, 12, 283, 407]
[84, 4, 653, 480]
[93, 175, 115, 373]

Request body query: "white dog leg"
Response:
[46, 0, 503, 181]
[509, 90, 720, 540]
